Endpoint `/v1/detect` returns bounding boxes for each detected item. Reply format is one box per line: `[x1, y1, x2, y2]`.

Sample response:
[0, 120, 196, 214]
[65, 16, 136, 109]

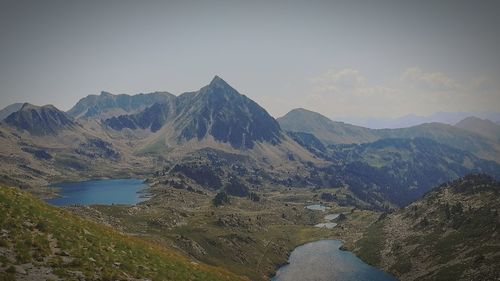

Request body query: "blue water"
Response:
[47, 178, 149, 206]
[272, 240, 397, 281]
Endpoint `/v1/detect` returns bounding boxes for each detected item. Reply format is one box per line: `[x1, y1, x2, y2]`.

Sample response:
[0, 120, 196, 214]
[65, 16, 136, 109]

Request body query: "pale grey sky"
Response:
[1, 0, 499, 118]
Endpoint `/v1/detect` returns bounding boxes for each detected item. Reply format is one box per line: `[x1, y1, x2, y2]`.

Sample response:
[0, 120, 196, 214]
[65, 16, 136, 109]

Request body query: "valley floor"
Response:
[62, 183, 380, 280]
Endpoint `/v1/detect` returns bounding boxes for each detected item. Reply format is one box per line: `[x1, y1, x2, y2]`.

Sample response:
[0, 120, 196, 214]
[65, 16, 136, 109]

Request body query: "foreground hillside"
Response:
[0, 186, 246, 281]
[354, 174, 500, 281]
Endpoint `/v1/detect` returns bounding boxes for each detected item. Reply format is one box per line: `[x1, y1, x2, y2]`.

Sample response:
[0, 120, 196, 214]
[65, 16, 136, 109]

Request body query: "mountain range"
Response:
[1, 75, 499, 280]
[336, 111, 500, 129]
[0, 76, 499, 210]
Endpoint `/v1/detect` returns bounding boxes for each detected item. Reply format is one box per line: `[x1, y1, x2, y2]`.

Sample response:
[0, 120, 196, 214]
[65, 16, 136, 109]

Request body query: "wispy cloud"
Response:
[305, 67, 500, 118]
[402, 67, 461, 91]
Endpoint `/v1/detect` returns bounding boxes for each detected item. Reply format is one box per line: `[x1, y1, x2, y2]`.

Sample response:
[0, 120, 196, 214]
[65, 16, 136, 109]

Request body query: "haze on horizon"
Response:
[1, 0, 499, 121]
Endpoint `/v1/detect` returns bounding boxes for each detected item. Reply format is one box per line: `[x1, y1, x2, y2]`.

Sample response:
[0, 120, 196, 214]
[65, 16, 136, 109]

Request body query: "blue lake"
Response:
[271, 240, 398, 281]
[47, 178, 149, 206]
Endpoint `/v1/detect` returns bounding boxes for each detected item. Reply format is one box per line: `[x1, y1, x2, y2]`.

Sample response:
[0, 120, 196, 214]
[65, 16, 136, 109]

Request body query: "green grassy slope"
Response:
[0, 186, 246, 281]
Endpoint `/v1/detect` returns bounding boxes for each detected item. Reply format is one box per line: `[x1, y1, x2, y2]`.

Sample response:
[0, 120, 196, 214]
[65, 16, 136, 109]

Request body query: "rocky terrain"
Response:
[354, 174, 500, 281]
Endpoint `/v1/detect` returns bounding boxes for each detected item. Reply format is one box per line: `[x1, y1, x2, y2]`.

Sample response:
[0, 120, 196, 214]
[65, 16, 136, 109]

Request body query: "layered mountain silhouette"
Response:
[279, 108, 500, 163]
[105, 76, 282, 149]
[1, 75, 499, 212]
[3, 103, 75, 135]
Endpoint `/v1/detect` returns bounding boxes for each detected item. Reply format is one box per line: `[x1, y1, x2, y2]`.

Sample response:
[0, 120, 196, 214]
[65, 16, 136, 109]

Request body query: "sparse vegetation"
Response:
[0, 186, 246, 281]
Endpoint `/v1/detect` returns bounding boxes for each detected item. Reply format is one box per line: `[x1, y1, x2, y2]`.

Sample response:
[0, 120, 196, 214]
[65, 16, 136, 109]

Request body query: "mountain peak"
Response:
[20, 103, 58, 111]
[455, 115, 500, 141]
[5, 103, 75, 135]
[100, 91, 113, 97]
[208, 75, 231, 88]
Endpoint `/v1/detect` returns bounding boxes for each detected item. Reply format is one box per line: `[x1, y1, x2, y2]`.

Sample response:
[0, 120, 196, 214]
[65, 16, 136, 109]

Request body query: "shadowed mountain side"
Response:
[68, 91, 175, 120]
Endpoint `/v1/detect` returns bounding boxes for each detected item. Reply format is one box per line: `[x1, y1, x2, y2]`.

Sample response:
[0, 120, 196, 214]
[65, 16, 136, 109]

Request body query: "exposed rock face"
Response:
[67, 91, 174, 119]
[4, 103, 75, 135]
[104, 76, 283, 149]
[104, 102, 174, 132]
[175, 76, 282, 148]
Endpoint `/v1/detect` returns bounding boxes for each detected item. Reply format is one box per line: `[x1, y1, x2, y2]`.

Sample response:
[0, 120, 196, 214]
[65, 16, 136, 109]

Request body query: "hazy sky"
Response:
[1, 0, 499, 118]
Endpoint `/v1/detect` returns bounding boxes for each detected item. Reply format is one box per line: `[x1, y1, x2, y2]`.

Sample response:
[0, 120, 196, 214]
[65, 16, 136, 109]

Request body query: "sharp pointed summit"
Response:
[105, 76, 282, 149]
[209, 75, 227, 86]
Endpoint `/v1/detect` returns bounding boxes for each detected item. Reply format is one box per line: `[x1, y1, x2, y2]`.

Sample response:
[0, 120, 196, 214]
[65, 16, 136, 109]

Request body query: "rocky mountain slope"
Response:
[0, 186, 246, 281]
[105, 76, 282, 149]
[354, 174, 500, 281]
[0, 103, 152, 188]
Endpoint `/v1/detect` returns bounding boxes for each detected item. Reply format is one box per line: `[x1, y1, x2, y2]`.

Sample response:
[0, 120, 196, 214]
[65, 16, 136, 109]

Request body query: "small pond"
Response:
[314, 222, 337, 229]
[305, 204, 329, 211]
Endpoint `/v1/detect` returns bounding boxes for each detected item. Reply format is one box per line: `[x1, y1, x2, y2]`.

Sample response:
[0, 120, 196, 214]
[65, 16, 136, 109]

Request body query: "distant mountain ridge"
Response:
[455, 116, 500, 142]
[279, 108, 500, 163]
[68, 91, 174, 120]
[337, 111, 500, 129]
[277, 108, 377, 144]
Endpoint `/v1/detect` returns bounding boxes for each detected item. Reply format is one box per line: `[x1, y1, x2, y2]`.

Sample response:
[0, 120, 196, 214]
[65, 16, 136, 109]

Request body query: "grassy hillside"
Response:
[353, 174, 500, 281]
[0, 186, 246, 281]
